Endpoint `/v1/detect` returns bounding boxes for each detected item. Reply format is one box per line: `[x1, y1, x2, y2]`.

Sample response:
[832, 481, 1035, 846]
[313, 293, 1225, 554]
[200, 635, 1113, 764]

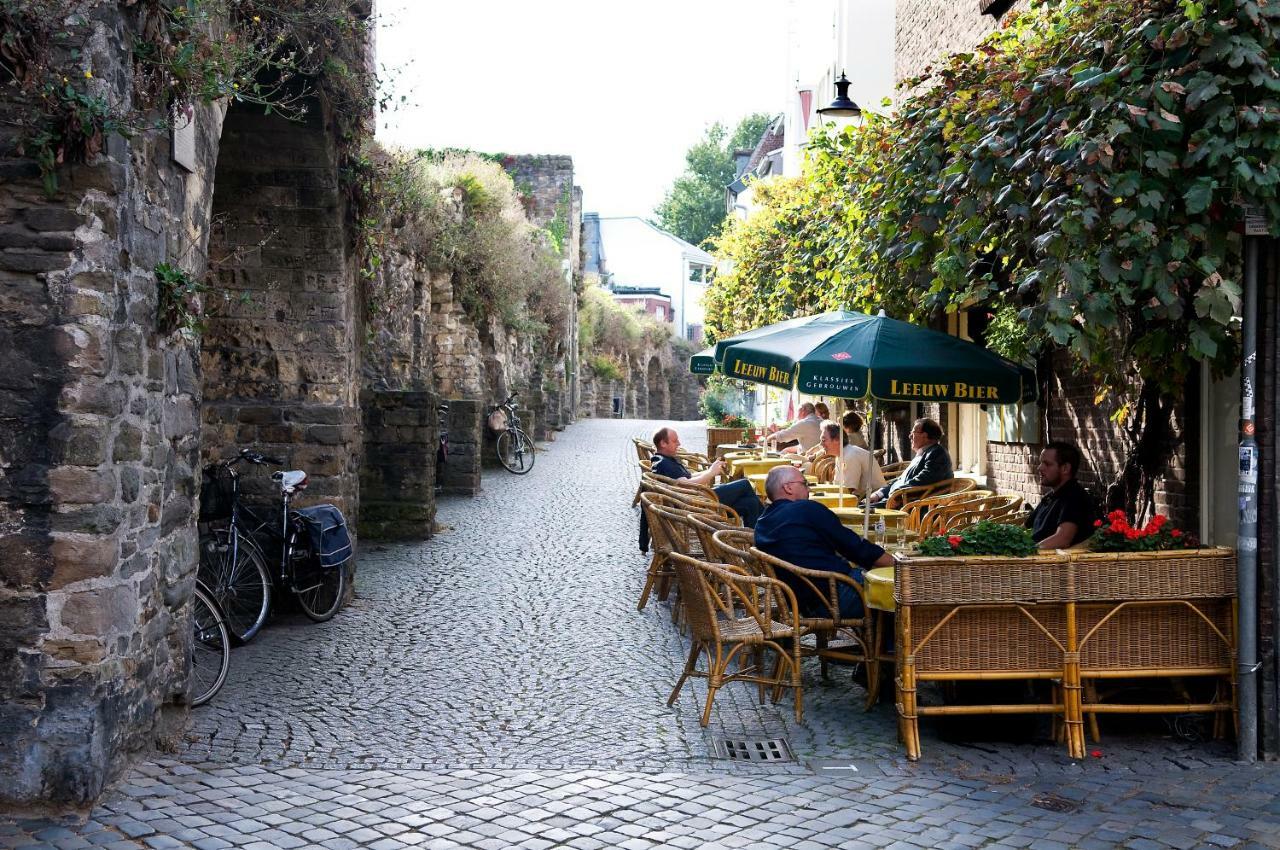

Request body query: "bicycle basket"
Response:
[486, 408, 509, 432]
[199, 465, 235, 521]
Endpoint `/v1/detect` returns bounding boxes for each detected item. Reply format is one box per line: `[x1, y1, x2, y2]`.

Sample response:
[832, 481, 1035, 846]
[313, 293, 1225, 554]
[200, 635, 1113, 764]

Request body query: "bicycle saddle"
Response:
[272, 470, 309, 492]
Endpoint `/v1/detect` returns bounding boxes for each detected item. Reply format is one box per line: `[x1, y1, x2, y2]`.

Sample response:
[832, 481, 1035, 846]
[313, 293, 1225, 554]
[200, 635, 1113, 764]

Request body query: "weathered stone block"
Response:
[49, 533, 120, 589]
[60, 585, 137, 636]
[47, 466, 116, 505]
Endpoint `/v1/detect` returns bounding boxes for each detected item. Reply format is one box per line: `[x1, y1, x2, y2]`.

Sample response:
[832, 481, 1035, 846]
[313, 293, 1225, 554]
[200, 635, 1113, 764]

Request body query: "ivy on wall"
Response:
[706, 0, 1280, 513]
[708, 0, 1278, 402]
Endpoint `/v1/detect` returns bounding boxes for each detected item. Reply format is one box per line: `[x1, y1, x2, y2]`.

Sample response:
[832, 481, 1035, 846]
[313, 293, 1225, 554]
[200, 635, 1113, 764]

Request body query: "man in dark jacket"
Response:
[754, 466, 893, 618]
[867, 417, 952, 506]
[1026, 441, 1098, 548]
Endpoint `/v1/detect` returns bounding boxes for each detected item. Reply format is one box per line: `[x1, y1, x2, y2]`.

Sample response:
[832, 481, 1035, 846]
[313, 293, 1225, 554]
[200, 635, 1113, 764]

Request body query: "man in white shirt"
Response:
[766, 402, 822, 454]
[819, 422, 885, 495]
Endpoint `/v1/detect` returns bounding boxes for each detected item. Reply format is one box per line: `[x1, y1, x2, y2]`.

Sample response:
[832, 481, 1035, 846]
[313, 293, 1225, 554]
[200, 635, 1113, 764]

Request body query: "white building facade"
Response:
[593, 216, 714, 343]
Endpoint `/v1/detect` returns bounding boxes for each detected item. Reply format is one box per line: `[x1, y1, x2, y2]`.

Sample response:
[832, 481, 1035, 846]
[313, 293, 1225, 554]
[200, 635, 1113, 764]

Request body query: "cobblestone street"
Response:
[6, 419, 1280, 849]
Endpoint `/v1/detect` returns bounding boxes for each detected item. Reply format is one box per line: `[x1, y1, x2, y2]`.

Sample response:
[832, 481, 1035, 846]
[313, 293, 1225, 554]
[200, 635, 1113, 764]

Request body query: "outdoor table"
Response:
[731, 456, 794, 478]
[811, 492, 861, 509]
[864, 565, 895, 612]
[829, 506, 906, 527]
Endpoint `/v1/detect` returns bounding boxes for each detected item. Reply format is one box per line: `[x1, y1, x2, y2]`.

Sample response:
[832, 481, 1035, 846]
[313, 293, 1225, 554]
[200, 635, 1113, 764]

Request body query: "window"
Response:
[689, 264, 710, 284]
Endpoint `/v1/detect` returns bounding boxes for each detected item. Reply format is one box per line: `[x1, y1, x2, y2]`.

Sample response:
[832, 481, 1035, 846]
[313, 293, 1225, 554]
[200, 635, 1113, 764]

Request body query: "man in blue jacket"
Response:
[754, 466, 894, 618]
[650, 427, 762, 527]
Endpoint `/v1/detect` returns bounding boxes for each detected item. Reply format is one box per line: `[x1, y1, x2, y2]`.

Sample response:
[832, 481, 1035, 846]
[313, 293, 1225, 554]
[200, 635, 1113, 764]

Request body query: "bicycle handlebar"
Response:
[236, 448, 283, 466]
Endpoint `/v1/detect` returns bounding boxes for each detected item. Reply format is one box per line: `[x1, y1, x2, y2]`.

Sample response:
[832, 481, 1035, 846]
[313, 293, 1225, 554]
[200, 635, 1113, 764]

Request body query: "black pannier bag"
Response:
[294, 504, 353, 568]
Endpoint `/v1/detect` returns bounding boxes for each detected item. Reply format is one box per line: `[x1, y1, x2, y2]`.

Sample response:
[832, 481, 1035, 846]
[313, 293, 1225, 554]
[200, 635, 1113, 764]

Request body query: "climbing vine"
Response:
[706, 0, 1280, 514]
[709, 0, 1278, 393]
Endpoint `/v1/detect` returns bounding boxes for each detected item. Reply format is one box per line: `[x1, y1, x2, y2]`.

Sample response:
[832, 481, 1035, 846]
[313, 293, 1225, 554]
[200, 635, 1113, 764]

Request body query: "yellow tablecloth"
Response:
[865, 566, 895, 612]
[731, 456, 794, 478]
[829, 506, 907, 527]
[746, 472, 770, 498]
[811, 492, 862, 509]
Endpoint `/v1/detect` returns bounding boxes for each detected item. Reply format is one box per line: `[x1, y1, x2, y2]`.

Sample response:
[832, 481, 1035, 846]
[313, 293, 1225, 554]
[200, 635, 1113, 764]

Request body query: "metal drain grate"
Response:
[1030, 792, 1078, 813]
[710, 737, 794, 762]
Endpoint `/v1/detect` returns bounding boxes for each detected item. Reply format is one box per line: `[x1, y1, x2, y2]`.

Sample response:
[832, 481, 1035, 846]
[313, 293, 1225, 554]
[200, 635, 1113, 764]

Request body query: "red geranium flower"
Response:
[947, 535, 963, 548]
[1093, 519, 1103, 527]
[1171, 529, 1182, 538]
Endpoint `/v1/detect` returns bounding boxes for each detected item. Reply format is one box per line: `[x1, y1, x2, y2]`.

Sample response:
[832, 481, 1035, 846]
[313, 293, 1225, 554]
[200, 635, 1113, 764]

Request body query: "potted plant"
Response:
[1088, 510, 1198, 551]
[917, 520, 1039, 557]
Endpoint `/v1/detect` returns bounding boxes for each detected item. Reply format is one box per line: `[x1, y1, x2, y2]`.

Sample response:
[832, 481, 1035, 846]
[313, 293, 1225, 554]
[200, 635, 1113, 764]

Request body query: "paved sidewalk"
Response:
[4, 419, 1279, 849]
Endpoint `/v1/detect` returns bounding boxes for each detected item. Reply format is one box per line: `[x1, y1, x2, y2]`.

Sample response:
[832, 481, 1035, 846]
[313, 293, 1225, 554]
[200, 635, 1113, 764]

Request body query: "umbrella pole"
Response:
[864, 398, 876, 537]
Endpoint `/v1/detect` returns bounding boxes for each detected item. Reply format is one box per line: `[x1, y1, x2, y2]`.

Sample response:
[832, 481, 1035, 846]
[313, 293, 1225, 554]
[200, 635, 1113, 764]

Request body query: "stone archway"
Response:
[201, 100, 359, 514]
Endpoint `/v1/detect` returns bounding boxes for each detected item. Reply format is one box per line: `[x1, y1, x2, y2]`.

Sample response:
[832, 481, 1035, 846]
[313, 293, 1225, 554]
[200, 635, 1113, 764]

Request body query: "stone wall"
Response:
[439, 400, 482, 495]
[895, 0, 1029, 87]
[358, 389, 438, 540]
[0, 15, 226, 805]
[200, 101, 361, 519]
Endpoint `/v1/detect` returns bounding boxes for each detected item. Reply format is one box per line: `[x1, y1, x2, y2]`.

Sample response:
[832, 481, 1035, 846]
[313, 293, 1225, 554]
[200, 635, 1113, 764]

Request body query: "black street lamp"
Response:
[816, 71, 862, 128]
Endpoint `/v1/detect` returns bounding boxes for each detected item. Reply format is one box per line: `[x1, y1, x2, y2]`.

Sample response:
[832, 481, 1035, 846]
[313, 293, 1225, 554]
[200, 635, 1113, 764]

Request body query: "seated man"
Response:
[765, 402, 822, 455]
[650, 427, 763, 528]
[867, 417, 952, 506]
[819, 422, 885, 495]
[1026, 441, 1098, 548]
[754, 465, 893, 619]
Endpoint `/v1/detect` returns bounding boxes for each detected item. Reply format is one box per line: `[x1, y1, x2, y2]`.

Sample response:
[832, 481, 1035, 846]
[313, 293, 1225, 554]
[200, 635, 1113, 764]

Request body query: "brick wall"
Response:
[895, 0, 1030, 87]
[983, 350, 1193, 529]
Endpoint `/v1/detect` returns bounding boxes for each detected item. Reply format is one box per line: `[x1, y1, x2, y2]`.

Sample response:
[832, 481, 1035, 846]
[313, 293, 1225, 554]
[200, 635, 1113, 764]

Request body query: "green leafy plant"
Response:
[918, 521, 1039, 557]
[155, 262, 207, 335]
[1089, 510, 1197, 551]
[707, 0, 1277, 517]
[588, 354, 624, 382]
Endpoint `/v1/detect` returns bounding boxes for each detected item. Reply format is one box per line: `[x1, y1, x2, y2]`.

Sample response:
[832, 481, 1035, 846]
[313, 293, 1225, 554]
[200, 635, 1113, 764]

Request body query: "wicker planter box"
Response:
[706, 426, 747, 458]
[893, 547, 1236, 760]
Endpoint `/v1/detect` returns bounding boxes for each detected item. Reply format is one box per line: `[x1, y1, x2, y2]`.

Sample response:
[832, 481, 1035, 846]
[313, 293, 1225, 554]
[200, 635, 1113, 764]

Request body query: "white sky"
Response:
[375, 0, 792, 217]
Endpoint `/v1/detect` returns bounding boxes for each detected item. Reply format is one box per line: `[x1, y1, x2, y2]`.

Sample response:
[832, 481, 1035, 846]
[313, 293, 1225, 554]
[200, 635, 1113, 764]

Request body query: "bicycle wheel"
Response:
[496, 428, 536, 474]
[190, 584, 230, 706]
[199, 528, 272, 644]
[292, 553, 346, 623]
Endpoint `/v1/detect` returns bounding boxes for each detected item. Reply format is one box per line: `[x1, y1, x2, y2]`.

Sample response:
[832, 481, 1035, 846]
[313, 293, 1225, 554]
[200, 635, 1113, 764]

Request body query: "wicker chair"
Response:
[685, 514, 747, 567]
[709, 527, 756, 570]
[643, 471, 720, 505]
[666, 553, 808, 726]
[879, 459, 910, 478]
[643, 478, 742, 526]
[944, 495, 1025, 532]
[632, 459, 653, 507]
[811, 455, 836, 485]
[750, 546, 882, 708]
[633, 437, 655, 462]
[903, 490, 991, 536]
[886, 478, 977, 511]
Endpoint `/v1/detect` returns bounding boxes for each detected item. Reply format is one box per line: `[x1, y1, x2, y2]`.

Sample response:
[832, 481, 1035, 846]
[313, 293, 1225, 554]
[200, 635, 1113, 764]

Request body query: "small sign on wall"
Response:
[172, 102, 196, 172]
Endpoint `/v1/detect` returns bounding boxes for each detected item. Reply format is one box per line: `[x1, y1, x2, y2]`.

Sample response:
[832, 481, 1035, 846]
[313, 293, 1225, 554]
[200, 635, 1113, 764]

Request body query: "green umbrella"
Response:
[716, 311, 1036, 404]
[689, 346, 717, 375]
[716, 310, 1037, 536]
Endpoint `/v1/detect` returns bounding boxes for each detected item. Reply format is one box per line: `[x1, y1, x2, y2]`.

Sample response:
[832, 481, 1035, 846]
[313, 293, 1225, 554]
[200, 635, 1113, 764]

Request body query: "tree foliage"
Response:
[708, 0, 1280, 405]
[654, 113, 773, 247]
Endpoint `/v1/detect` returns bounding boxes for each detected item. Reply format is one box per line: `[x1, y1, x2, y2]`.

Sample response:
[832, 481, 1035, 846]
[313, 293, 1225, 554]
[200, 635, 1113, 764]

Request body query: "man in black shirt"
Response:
[1026, 441, 1098, 548]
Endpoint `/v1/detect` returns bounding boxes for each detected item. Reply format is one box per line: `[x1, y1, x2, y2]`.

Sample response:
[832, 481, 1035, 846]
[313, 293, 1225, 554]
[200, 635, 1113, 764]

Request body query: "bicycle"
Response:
[488, 392, 536, 474]
[190, 579, 230, 707]
[199, 449, 347, 641]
